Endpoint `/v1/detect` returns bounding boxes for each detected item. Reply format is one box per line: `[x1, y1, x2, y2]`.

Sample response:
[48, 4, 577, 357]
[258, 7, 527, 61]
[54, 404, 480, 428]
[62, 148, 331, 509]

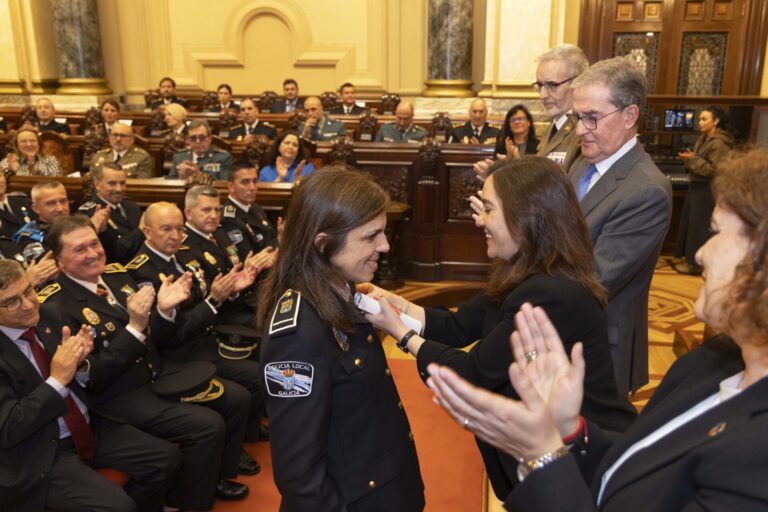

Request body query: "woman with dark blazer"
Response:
[494, 104, 540, 159]
[427, 148, 768, 511]
[361, 157, 636, 500]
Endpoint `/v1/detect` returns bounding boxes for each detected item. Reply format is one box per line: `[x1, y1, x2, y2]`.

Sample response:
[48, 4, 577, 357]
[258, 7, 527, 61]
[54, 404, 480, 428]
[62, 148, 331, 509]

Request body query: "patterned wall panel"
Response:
[678, 32, 728, 95]
[614, 32, 660, 93]
[356, 163, 411, 204]
[448, 165, 482, 219]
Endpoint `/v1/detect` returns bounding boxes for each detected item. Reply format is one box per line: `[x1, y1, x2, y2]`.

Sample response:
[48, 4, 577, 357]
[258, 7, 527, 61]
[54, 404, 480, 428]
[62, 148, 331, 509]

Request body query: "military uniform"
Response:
[40, 266, 251, 510]
[36, 120, 69, 134]
[169, 148, 233, 180]
[0, 194, 34, 239]
[450, 121, 500, 145]
[262, 290, 425, 511]
[537, 115, 581, 172]
[89, 146, 154, 178]
[79, 196, 145, 264]
[228, 121, 276, 141]
[374, 123, 428, 143]
[220, 197, 277, 261]
[298, 115, 347, 141]
[126, 244, 266, 440]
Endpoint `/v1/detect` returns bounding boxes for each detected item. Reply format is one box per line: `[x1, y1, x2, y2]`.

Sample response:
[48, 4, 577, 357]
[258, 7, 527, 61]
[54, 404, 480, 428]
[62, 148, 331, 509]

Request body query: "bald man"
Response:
[375, 101, 428, 143]
[89, 123, 153, 178]
[229, 99, 276, 141]
[298, 96, 346, 141]
[451, 98, 500, 144]
[34, 98, 69, 134]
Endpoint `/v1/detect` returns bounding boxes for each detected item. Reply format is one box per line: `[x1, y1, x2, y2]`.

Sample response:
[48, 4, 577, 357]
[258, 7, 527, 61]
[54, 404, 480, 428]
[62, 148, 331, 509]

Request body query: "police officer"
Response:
[168, 120, 233, 180]
[228, 99, 276, 142]
[0, 173, 35, 239]
[374, 101, 427, 143]
[221, 162, 278, 261]
[14, 180, 70, 261]
[259, 167, 425, 511]
[79, 163, 145, 263]
[42, 214, 254, 507]
[89, 123, 153, 179]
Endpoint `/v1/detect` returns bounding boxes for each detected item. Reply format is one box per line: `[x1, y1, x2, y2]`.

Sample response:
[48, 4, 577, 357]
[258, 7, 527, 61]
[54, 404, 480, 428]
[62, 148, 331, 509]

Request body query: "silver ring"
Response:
[462, 417, 471, 429]
[525, 350, 538, 362]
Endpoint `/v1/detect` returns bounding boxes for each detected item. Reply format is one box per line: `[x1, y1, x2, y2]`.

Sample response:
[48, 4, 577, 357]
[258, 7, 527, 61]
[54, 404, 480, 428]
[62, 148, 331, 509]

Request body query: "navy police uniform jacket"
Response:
[79, 197, 145, 264]
[229, 121, 276, 141]
[0, 195, 34, 239]
[220, 199, 277, 261]
[450, 121, 500, 145]
[261, 290, 425, 512]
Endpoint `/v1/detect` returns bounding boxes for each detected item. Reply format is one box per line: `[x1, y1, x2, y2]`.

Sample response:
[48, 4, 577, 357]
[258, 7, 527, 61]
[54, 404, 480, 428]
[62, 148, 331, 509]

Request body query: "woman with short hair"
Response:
[0, 128, 62, 176]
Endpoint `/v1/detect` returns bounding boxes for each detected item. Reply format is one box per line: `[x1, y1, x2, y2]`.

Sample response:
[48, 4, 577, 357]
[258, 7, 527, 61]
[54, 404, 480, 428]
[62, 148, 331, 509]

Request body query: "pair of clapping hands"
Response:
[26, 250, 59, 287]
[206, 248, 275, 304]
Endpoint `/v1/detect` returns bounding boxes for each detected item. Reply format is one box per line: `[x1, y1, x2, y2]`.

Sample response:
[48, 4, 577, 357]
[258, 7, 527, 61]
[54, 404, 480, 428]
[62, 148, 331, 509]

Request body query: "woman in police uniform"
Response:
[259, 167, 425, 512]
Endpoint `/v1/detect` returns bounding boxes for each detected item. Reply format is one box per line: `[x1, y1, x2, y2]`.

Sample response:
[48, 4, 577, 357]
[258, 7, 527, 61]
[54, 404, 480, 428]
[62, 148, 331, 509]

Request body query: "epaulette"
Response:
[103, 263, 127, 273]
[173, 148, 192, 156]
[263, 121, 274, 127]
[125, 253, 148, 270]
[223, 205, 237, 218]
[37, 283, 61, 303]
[269, 289, 301, 336]
[78, 201, 97, 211]
[178, 245, 190, 250]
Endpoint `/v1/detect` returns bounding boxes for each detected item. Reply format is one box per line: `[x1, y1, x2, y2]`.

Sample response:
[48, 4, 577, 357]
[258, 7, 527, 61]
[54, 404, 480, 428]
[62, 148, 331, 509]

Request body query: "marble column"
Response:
[423, 0, 474, 97]
[49, 0, 111, 94]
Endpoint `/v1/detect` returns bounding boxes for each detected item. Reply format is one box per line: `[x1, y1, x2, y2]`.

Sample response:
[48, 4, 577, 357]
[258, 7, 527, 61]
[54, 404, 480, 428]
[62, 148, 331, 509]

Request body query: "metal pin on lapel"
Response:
[708, 422, 726, 437]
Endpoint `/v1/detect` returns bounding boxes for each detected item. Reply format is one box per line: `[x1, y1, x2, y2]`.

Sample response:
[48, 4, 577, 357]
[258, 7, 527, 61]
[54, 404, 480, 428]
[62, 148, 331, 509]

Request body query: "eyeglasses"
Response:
[531, 76, 577, 92]
[566, 108, 625, 130]
[509, 117, 529, 124]
[188, 135, 210, 142]
[0, 286, 37, 311]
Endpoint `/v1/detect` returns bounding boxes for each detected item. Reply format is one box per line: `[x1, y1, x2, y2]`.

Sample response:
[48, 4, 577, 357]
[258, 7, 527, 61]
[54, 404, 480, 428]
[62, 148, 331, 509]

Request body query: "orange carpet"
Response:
[215, 358, 485, 511]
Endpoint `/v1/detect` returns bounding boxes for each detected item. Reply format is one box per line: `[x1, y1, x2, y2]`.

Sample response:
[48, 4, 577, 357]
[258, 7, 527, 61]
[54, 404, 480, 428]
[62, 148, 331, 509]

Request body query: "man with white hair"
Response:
[34, 98, 69, 134]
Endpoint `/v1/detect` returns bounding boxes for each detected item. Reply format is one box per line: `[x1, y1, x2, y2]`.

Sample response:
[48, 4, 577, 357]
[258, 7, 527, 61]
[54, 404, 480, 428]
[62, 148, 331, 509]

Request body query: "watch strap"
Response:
[397, 329, 417, 353]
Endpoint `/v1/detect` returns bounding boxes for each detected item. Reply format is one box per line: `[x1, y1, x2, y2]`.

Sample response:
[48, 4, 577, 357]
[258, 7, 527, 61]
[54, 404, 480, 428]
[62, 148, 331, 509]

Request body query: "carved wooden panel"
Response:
[614, 32, 661, 92]
[713, 1, 733, 20]
[616, 2, 634, 20]
[685, 1, 705, 20]
[644, 2, 662, 19]
[448, 165, 481, 219]
[356, 162, 411, 204]
[678, 32, 728, 95]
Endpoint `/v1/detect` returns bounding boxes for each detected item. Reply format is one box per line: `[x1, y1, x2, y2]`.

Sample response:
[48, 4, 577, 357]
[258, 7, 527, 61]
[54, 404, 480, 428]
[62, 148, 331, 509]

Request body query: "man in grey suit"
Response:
[568, 57, 672, 395]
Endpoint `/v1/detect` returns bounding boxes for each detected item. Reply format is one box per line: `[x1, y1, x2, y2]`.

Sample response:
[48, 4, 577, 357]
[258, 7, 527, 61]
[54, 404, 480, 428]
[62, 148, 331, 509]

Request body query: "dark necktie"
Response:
[549, 123, 559, 141]
[96, 283, 119, 309]
[474, 128, 480, 139]
[207, 234, 218, 247]
[20, 328, 96, 460]
[577, 164, 599, 201]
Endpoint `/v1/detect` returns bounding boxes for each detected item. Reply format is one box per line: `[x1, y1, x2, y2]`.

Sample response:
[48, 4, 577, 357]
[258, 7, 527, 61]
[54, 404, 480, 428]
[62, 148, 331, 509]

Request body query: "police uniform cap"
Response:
[215, 324, 261, 360]
[151, 360, 220, 402]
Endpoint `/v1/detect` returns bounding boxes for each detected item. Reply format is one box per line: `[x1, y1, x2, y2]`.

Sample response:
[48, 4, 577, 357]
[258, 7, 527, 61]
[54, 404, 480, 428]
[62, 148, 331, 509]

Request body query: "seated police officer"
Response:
[79, 163, 145, 264]
[127, 201, 267, 465]
[14, 180, 70, 261]
[41, 214, 254, 508]
[0, 172, 35, 239]
[374, 101, 427, 143]
[0, 259, 181, 512]
[228, 99, 276, 142]
[221, 162, 279, 262]
[299, 96, 346, 142]
[169, 120, 233, 180]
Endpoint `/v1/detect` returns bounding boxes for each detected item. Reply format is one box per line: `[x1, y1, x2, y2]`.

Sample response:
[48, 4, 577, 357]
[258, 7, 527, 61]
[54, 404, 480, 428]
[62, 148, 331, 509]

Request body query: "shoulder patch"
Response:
[103, 263, 127, 273]
[264, 361, 313, 398]
[125, 253, 148, 270]
[269, 290, 301, 336]
[78, 201, 97, 211]
[37, 283, 61, 303]
[223, 205, 236, 218]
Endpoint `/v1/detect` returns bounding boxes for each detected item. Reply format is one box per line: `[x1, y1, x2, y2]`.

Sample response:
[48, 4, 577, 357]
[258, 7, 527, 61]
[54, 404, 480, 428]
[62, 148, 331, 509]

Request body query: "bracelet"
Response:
[396, 329, 417, 353]
[517, 445, 570, 480]
[561, 415, 585, 444]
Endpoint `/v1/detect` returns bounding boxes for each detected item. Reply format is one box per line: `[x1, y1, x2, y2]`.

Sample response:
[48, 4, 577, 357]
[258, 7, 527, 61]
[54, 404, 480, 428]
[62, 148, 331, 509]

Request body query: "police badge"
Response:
[264, 361, 314, 397]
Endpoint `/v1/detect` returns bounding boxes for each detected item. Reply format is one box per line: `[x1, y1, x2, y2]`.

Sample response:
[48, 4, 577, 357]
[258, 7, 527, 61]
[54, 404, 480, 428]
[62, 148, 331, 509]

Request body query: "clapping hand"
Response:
[91, 205, 110, 233]
[25, 251, 59, 286]
[244, 247, 277, 274]
[473, 158, 494, 182]
[50, 325, 92, 385]
[156, 272, 192, 315]
[126, 285, 155, 334]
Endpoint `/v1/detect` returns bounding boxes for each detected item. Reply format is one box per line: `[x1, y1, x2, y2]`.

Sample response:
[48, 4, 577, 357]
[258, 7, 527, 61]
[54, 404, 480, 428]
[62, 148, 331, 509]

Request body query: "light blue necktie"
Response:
[577, 164, 599, 201]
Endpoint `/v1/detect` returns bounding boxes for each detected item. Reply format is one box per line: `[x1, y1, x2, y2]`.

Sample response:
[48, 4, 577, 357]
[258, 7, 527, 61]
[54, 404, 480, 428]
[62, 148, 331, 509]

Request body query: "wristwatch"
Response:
[517, 445, 571, 481]
[206, 295, 223, 309]
[397, 329, 418, 353]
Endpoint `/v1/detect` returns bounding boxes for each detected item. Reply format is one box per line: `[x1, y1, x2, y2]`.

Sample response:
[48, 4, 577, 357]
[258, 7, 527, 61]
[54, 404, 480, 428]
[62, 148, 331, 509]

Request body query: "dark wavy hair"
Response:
[485, 157, 605, 306]
[266, 130, 306, 167]
[258, 166, 389, 333]
[713, 148, 768, 341]
[500, 104, 537, 145]
[702, 105, 729, 132]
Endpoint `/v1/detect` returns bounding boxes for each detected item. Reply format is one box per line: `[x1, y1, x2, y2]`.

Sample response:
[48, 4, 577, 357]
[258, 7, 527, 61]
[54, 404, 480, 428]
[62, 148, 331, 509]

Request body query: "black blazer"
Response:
[220, 198, 277, 261]
[506, 335, 768, 511]
[150, 96, 189, 110]
[78, 196, 145, 264]
[329, 104, 365, 115]
[270, 98, 305, 113]
[36, 120, 69, 134]
[419, 274, 636, 500]
[450, 122, 501, 145]
[493, 135, 540, 157]
[0, 195, 34, 239]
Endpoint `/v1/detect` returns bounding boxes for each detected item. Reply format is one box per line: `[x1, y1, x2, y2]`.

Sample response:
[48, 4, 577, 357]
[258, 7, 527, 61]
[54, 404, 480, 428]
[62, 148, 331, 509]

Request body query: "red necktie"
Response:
[20, 328, 96, 460]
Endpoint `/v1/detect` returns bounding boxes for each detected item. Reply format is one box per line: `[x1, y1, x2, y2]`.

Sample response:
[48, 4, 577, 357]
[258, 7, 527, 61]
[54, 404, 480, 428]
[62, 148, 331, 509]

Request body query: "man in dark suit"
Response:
[568, 57, 672, 394]
[329, 82, 365, 115]
[228, 98, 276, 142]
[79, 163, 145, 264]
[43, 214, 254, 508]
[0, 259, 181, 512]
[34, 98, 69, 134]
[169, 120, 233, 180]
[221, 162, 279, 261]
[270, 78, 304, 113]
[150, 77, 189, 110]
[451, 98, 500, 145]
[0, 172, 34, 239]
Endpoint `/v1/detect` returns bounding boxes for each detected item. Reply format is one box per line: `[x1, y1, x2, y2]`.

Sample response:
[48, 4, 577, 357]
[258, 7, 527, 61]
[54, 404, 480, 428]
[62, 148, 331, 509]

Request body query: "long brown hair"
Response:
[713, 148, 768, 341]
[486, 157, 606, 306]
[258, 166, 389, 333]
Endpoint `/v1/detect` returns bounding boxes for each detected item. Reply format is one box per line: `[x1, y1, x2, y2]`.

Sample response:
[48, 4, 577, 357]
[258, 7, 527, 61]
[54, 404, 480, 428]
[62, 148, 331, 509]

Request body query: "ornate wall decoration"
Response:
[360, 164, 410, 204]
[678, 32, 728, 95]
[613, 32, 660, 92]
[448, 166, 481, 219]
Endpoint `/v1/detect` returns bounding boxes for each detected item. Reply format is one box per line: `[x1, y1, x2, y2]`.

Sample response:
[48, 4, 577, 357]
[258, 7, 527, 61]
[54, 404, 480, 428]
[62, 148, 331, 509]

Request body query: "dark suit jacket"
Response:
[506, 335, 768, 512]
[210, 102, 240, 113]
[0, 195, 35, 239]
[419, 274, 636, 499]
[36, 120, 69, 134]
[228, 121, 276, 141]
[537, 117, 581, 172]
[450, 122, 501, 145]
[150, 96, 189, 110]
[78, 196, 145, 264]
[329, 104, 365, 115]
[270, 98, 304, 113]
[220, 198, 277, 261]
[570, 142, 672, 393]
